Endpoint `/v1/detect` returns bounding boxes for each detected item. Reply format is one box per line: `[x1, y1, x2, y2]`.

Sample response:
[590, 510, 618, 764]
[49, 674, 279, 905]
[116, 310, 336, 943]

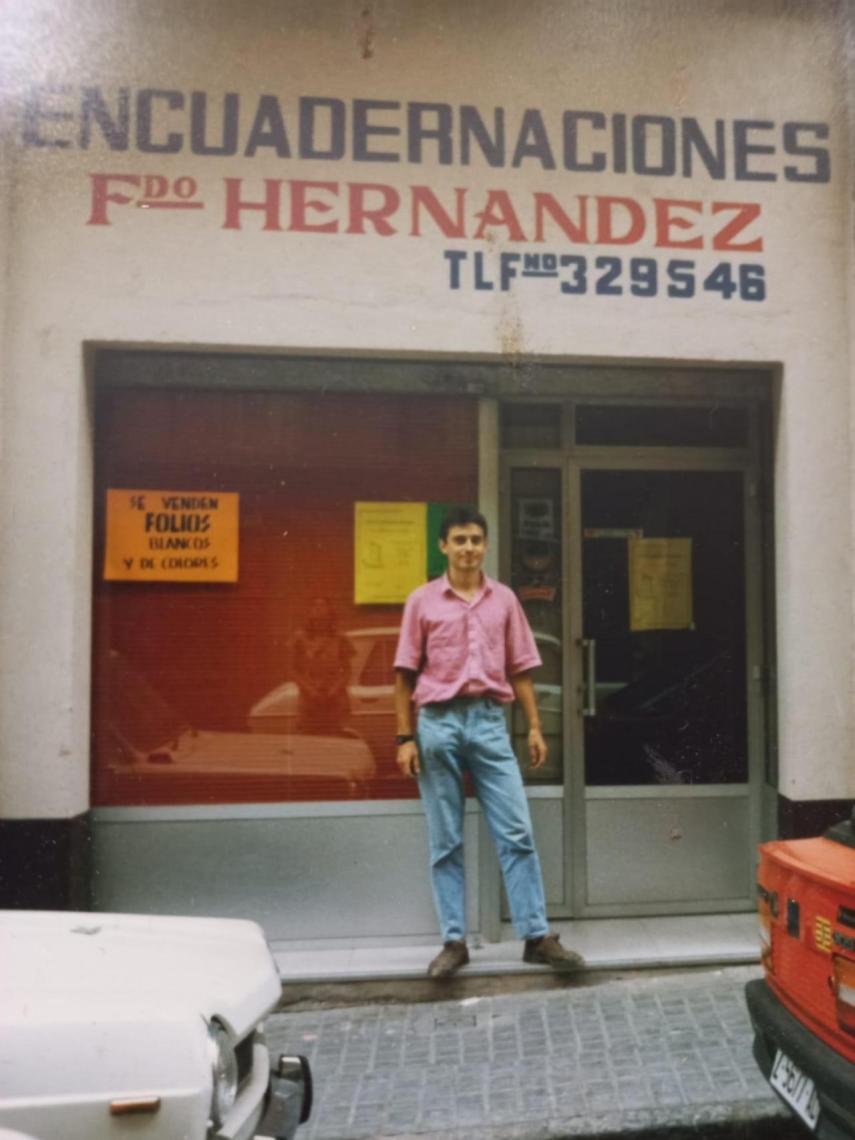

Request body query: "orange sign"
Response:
[104, 489, 239, 582]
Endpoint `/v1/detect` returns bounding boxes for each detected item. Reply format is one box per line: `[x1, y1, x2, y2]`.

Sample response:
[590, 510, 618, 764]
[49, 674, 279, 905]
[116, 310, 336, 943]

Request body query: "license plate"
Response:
[770, 1049, 821, 1130]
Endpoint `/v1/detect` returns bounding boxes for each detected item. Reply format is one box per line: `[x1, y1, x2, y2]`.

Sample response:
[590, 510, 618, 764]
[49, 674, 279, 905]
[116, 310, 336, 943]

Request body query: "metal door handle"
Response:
[581, 638, 596, 717]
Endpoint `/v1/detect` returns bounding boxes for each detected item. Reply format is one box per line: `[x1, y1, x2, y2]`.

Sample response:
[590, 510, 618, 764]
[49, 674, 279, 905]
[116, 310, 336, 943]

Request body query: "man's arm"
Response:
[395, 668, 420, 777]
[510, 671, 547, 769]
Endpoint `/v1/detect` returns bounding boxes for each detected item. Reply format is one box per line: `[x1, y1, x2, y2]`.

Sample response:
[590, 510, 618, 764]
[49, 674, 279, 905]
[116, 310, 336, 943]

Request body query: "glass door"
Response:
[581, 469, 747, 788]
[574, 465, 759, 913]
[500, 393, 768, 920]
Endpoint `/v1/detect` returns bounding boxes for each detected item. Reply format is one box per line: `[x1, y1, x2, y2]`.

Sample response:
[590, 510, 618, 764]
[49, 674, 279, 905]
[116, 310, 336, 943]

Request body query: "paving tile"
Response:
[268, 963, 789, 1139]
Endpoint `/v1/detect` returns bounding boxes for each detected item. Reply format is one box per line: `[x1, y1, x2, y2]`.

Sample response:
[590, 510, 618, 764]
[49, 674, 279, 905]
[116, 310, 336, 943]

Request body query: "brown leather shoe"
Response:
[523, 932, 584, 972]
[427, 939, 469, 978]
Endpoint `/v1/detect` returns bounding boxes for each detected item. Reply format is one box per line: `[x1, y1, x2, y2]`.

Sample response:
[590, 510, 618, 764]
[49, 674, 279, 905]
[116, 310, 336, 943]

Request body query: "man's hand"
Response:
[528, 727, 548, 769]
[397, 740, 420, 778]
[511, 673, 547, 769]
[394, 670, 419, 777]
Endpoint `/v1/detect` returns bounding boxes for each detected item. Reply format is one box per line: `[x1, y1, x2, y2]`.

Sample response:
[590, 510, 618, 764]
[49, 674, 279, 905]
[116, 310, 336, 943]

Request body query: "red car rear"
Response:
[746, 811, 855, 1137]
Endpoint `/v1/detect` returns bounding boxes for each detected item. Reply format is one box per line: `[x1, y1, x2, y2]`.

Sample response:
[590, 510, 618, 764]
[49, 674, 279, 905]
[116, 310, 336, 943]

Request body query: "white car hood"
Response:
[0, 910, 281, 1038]
[249, 681, 299, 718]
[142, 728, 375, 781]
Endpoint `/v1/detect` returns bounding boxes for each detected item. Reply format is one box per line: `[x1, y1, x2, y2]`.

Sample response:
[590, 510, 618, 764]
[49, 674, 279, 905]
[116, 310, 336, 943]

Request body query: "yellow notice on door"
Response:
[104, 489, 239, 582]
[355, 502, 427, 604]
[629, 537, 693, 631]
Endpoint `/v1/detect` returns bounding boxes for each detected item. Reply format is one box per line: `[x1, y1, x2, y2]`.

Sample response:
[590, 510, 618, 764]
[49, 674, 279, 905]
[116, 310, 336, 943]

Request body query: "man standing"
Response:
[394, 506, 583, 978]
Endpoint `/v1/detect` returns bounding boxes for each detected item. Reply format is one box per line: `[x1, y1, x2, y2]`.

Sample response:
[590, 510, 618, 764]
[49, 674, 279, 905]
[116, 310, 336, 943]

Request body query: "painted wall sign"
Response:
[20, 90, 832, 183]
[17, 88, 834, 309]
[104, 489, 239, 582]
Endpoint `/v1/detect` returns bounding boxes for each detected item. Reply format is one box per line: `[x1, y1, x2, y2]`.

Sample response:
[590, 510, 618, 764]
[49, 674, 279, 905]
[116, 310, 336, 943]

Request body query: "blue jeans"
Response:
[416, 697, 549, 942]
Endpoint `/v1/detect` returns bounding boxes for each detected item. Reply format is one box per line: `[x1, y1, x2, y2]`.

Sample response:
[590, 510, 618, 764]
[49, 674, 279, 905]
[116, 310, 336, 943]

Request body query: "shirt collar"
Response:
[441, 572, 493, 598]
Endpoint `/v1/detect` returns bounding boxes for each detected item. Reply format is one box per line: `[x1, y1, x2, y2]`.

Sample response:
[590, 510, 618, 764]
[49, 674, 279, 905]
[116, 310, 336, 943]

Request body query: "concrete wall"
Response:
[0, 0, 853, 828]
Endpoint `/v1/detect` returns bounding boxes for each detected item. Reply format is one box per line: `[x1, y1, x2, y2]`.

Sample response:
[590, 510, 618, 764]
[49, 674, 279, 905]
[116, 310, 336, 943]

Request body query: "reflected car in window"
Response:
[249, 627, 415, 763]
[0, 910, 311, 1140]
[95, 650, 375, 802]
[248, 628, 563, 771]
[585, 645, 746, 785]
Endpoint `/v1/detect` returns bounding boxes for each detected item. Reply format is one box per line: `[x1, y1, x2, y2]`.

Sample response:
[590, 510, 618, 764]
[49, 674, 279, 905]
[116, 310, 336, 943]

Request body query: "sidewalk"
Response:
[271, 913, 760, 984]
[266, 964, 789, 1140]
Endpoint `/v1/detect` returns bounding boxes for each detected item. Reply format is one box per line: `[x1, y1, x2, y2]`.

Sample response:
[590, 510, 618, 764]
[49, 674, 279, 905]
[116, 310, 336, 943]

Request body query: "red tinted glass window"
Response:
[92, 384, 478, 806]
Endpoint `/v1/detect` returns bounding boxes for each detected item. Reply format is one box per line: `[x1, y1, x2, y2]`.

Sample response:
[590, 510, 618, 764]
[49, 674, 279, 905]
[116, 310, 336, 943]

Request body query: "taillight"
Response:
[759, 909, 771, 960]
[831, 956, 855, 1035]
[757, 883, 777, 969]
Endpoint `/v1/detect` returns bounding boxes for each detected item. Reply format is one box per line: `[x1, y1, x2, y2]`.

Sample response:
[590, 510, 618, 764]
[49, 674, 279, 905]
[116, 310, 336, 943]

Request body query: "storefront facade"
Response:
[1, 1, 853, 943]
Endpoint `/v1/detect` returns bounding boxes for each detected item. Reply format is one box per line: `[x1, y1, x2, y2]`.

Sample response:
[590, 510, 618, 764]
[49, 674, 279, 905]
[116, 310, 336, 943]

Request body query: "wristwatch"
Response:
[395, 734, 415, 746]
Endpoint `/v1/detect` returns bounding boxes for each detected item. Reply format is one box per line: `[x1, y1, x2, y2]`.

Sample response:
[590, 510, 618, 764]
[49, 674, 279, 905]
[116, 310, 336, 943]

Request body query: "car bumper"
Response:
[257, 1055, 312, 1140]
[745, 978, 855, 1140]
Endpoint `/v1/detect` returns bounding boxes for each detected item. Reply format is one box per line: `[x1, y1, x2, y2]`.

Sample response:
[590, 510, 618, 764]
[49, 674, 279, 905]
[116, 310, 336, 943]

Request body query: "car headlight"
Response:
[206, 1019, 239, 1128]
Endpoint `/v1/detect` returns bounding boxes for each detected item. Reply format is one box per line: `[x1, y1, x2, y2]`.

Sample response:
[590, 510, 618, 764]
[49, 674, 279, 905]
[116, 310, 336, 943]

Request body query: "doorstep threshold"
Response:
[271, 912, 759, 983]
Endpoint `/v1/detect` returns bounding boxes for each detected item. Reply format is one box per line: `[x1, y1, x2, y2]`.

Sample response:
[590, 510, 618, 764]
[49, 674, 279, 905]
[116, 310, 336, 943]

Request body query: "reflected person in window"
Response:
[292, 597, 354, 735]
[393, 507, 584, 977]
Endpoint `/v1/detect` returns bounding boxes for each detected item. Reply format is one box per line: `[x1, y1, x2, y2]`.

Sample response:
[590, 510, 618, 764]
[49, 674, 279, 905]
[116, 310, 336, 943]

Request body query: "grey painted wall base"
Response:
[91, 806, 480, 941]
[586, 796, 750, 906]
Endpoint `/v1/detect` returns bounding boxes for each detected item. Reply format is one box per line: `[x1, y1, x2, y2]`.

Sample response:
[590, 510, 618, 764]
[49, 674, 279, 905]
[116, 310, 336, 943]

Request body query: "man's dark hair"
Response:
[439, 505, 488, 541]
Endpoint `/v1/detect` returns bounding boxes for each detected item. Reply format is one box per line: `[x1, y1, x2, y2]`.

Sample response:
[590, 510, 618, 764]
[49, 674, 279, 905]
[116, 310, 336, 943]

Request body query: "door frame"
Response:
[499, 402, 770, 919]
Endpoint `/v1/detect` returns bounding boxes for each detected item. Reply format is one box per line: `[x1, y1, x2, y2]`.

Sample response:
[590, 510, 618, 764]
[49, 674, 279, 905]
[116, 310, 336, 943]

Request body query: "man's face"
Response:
[440, 523, 487, 574]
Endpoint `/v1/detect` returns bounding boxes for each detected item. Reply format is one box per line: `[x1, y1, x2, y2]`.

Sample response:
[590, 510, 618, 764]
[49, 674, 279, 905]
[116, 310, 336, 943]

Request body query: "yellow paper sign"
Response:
[104, 489, 239, 582]
[629, 538, 693, 631]
[355, 502, 426, 604]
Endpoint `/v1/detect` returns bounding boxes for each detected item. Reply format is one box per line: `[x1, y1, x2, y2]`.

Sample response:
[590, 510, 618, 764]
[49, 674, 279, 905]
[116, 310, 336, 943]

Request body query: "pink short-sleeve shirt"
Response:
[393, 573, 541, 707]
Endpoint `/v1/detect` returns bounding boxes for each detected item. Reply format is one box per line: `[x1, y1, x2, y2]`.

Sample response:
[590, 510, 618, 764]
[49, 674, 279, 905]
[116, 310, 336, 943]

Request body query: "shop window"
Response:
[359, 634, 399, 688]
[575, 404, 749, 447]
[92, 383, 478, 807]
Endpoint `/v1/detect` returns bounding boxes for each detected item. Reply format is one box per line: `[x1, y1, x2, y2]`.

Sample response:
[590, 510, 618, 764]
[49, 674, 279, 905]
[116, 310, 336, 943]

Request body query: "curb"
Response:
[370, 1100, 792, 1140]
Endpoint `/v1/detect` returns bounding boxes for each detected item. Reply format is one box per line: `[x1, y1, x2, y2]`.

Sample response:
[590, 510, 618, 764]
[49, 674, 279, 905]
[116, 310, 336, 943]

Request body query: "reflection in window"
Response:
[581, 469, 747, 786]
[576, 404, 749, 448]
[509, 468, 563, 784]
[358, 633, 399, 687]
[290, 597, 354, 735]
[92, 386, 478, 806]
